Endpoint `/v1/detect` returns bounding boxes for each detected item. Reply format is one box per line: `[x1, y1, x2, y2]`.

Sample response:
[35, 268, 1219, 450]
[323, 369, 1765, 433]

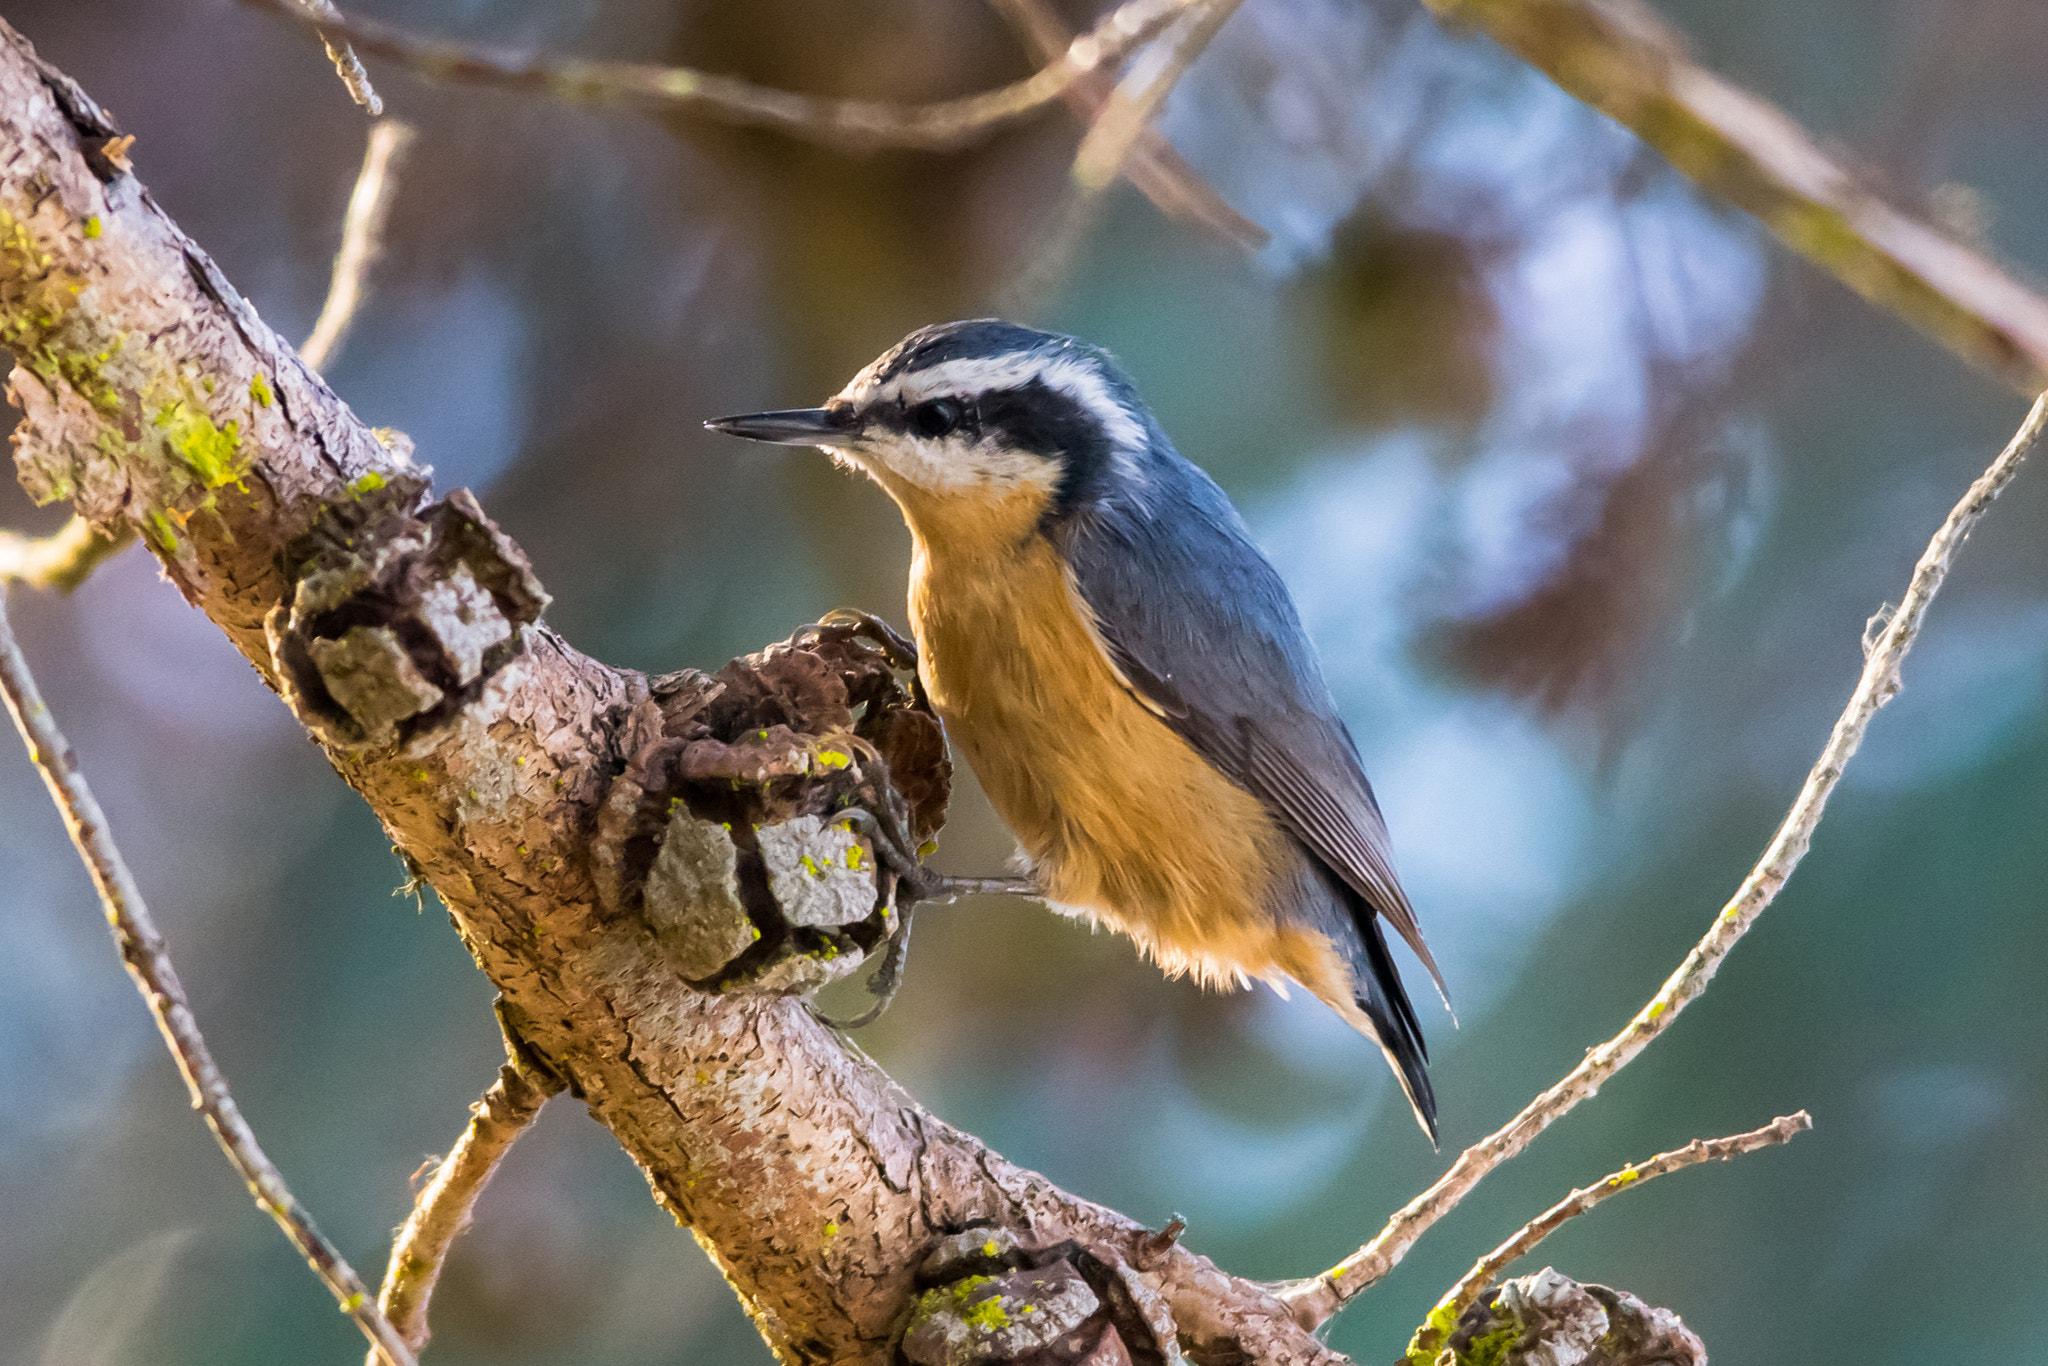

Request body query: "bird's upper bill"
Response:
[703, 407, 856, 447]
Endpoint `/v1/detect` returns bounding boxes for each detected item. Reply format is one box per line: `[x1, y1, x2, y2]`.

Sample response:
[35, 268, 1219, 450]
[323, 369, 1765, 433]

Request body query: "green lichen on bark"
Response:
[2, 201, 262, 562]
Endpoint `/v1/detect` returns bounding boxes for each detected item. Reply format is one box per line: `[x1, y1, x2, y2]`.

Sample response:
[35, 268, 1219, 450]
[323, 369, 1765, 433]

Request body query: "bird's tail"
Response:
[1352, 909, 1437, 1144]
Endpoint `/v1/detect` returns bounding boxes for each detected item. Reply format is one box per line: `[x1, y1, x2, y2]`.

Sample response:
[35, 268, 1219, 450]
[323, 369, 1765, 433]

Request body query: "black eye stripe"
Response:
[858, 379, 1117, 522]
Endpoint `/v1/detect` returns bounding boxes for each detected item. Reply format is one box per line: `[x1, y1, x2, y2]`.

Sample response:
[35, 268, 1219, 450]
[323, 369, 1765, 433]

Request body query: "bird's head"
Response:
[707, 320, 1154, 531]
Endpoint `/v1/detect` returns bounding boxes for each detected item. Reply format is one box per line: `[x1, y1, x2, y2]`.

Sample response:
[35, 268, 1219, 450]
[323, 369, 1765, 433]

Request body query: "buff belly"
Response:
[904, 517, 1356, 1007]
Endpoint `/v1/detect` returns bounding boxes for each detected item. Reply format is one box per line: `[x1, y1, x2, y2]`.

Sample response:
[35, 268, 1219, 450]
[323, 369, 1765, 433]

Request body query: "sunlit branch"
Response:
[0, 594, 417, 1366]
[1415, 0, 2048, 393]
[1400, 1112, 1811, 1365]
[0, 515, 129, 591]
[1070, 0, 1246, 194]
[1003, 0, 1247, 314]
[986, 0, 1267, 250]
[1281, 391, 2048, 1329]
[292, 0, 382, 116]
[366, 1009, 563, 1364]
[301, 118, 414, 372]
[247, 0, 1201, 152]
[2, 117, 408, 592]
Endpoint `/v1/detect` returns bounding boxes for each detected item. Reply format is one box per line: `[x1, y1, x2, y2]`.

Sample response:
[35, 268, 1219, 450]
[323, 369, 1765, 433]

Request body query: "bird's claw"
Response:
[793, 608, 920, 673]
[832, 803, 937, 900]
[810, 902, 917, 1031]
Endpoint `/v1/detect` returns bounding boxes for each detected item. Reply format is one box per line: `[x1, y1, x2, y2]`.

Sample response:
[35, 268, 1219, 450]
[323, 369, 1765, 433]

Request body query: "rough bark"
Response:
[0, 19, 1339, 1366]
[1438, 1270, 1705, 1366]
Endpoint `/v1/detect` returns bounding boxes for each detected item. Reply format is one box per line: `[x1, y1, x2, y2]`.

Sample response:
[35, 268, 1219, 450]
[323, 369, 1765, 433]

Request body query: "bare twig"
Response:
[1281, 392, 2048, 1329]
[293, 0, 382, 116]
[1071, 0, 1246, 194]
[300, 118, 414, 371]
[1414, 0, 2048, 394]
[0, 596, 417, 1366]
[0, 515, 129, 591]
[367, 1008, 564, 1362]
[1004, 0, 1248, 313]
[1401, 1112, 1812, 1365]
[986, 0, 1267, 250]
[246, 0, 1200, 152]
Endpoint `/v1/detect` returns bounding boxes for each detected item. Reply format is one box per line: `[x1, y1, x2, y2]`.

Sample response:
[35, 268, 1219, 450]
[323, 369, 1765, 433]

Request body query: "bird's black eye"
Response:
[909, 397, 964, 439]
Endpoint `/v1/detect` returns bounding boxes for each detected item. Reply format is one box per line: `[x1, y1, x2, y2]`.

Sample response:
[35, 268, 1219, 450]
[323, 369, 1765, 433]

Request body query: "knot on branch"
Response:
[264, 479, 550, 750]
[904, 1227, 1183, 1366]
[590, 621, 951, 994]
[1441, 1269, 1703, 1366]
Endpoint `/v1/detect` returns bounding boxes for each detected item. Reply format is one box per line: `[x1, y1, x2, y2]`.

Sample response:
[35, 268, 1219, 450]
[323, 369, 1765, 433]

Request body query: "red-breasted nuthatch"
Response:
[709, 320, 1446, 1138]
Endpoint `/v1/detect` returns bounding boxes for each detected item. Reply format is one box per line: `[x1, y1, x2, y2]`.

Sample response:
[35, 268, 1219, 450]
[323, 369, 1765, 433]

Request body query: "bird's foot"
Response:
[810, 803, 1039, 1030]
[790, 608, 919, 673]
[811, 901, 918, 1030]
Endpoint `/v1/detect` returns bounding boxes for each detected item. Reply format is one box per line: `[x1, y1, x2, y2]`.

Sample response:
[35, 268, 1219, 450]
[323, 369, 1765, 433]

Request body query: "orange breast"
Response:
[896, 486, 1332, 993]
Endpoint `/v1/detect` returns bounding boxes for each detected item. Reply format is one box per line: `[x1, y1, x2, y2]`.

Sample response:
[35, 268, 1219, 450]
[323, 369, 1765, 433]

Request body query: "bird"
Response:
[706, 320, 1447, 1139]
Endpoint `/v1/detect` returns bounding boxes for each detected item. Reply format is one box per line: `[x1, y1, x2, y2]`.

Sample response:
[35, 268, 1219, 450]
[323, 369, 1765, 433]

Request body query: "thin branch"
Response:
[0, 515, 130, 591]
[1002, 0, 1248, 313]
[246, 0, 1201, 152]
[1414, 0, 2048, 394]
[300, 118, 414, 372]
[0, 594, 418, 1366]
[1282, 391, 2048, 1329]
[293, 0, 382, 116]
[1401, 1112, 1811, 1365]
[986, 0, 1267, 250]
[1071, 0, 1246, 193]
[367, 1008, 564, 1363]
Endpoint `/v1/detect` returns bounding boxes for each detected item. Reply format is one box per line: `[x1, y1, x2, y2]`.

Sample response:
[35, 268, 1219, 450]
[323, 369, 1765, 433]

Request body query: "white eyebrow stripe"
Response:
[857, 353, 1152, 462]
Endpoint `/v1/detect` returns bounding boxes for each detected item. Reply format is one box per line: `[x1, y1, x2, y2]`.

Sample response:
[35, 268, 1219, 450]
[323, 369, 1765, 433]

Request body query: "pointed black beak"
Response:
[703, 407, 851, 446]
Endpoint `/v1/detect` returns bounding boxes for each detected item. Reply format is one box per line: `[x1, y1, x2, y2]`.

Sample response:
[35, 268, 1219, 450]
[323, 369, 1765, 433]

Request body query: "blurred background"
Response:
[3, 0, 2047, 1361]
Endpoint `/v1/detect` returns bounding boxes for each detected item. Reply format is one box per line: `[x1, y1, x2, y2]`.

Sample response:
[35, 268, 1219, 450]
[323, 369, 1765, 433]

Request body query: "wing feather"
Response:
[1058, 456, 1449, 1006]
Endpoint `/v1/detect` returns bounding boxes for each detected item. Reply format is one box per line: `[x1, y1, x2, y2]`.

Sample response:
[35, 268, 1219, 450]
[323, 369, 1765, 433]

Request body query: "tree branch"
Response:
[0, 22, 1334, 1363]
[1003, 0, 1248, 311]
[0, 511, 128, 590]
[301, 117, 412, 371]
[0, 593, 417, 1366]
[244, 0, 1203, 152]
[1401, 1112, 1811, 1365]
[1414, 0, 2048, 393]
[985, 0, 1268, 250]
[367, 1006, 565, 1362]
[291, 0, 383, 117]
[1, 112, 406, 595]
[1280, 391, 2048, 1328]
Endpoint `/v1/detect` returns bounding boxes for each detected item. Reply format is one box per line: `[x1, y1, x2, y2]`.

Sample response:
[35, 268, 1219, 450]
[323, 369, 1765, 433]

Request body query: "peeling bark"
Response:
[0, 20, 1346, 1366]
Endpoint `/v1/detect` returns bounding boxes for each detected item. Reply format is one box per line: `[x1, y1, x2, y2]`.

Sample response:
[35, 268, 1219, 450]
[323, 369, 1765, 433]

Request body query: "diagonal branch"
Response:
[1414, 0, 2048, 393]
[0, 592, 418, 1366]
[300, 117, 413, 372]
[0, 512, 128, 590]
[1, 113, 408, 595]
[367, 1006, 564, 1363]
[1003, 0, 1248, 312]
[0, 25, 1334, 1363]
[1070, 0, 1248, 195]
[986, 0, 1268, 250]
[292, 0, 383, 117]
[1280, 391, 2048, 1328]
[244, 0, 1203, 152]
[1401, 1112, 1811, 1365]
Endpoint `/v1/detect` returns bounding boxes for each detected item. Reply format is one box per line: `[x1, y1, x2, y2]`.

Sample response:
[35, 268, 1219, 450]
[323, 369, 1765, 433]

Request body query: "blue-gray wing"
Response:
[1056, 461, 1447, 1003]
